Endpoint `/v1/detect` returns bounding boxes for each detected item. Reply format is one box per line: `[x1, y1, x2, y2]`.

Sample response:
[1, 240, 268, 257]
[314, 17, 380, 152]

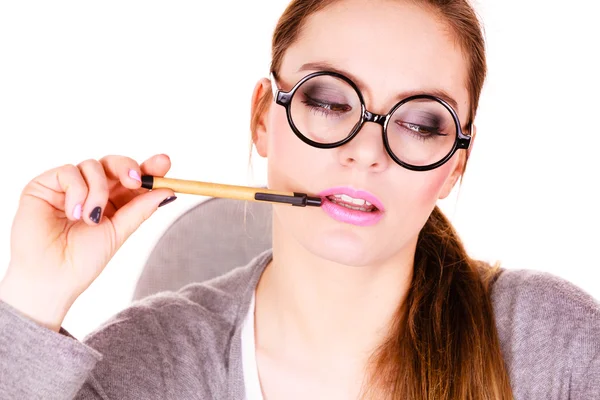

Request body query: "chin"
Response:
[273, 205, 409, 268]
[300, 229, 382, 267]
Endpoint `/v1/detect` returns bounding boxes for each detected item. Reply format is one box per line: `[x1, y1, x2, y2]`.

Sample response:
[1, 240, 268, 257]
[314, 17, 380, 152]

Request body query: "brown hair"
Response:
[251, 0, 513, 398]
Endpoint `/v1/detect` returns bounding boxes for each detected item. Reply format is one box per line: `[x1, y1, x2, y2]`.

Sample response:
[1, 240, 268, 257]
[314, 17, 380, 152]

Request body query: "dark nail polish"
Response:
[158, 196, 177, 208]
[89, 206, 102, 224]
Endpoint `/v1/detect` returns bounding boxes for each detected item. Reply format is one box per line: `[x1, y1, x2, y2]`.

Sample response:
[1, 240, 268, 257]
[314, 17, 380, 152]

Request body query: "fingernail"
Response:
[89, 206, 102, 224]
[73, 204, 82, 220]
[128, 169, 142, 183]
[158, 196, 177, 208]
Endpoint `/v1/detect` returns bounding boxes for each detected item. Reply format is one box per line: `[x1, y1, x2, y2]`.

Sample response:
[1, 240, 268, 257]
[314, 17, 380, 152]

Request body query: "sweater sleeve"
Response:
[0, 300, 102, 399]
[0, 296, 177, 400]
[492, 268, 600, 398]
[0, 259, 262, 400]
[74, 300, 177, 400]
[571, 342, 600, 398]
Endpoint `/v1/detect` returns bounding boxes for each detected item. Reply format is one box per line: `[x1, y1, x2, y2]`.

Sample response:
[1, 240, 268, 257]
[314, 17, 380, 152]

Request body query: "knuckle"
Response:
[100, 154, 136, 176]
[101, 154, 125, 165]
[120, 156, 138, 169]
[78, 158, 98, 168]
[61, 163, 79, 174]
[58, 164, 86, 191]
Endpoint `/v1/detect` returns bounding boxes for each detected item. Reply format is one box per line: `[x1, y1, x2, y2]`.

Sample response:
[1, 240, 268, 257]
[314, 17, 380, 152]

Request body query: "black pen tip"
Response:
[306, 196, 323, 207]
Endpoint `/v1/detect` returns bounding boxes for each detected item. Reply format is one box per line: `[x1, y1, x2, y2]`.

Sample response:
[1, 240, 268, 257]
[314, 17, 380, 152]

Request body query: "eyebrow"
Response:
[297, 61, 461, 113]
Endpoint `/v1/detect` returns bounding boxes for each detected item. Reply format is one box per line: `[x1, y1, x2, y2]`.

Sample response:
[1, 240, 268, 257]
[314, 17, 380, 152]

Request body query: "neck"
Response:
[255, 212, 416, 366]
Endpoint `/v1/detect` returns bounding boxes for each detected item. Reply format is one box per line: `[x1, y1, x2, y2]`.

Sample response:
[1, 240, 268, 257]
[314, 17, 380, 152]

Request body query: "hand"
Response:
[0, 154, 176, 331]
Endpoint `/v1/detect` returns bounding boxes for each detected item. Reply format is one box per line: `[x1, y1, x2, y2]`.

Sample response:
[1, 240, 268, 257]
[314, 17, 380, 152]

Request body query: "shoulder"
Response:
[81, 250, 270, 397]
[491, 268, 600, 326]
[87, 249, 270, 344]
[491, 268, 600, 396]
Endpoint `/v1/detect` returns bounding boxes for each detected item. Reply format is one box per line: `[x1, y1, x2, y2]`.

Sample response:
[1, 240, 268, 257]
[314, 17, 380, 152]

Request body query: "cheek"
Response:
[417, 163, 455, 199]
[396, 158, 457, 217]
[268, 111, 295, 161]
[379, 161, 456, 251]
[266, 109, 325, 191]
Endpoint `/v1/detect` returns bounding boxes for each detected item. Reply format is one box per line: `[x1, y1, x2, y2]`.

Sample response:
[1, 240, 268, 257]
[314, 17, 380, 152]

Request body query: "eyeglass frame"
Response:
[270, 70, 472, 172]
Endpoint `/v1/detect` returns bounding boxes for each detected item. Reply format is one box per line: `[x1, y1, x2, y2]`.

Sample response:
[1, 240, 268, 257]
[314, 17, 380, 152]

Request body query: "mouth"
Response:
[325, 194, 379, 212]
[317, 187, 385, 227]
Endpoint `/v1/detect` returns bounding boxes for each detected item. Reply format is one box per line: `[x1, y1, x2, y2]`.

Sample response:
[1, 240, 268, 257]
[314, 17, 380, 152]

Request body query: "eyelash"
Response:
[395, 122, 448, 141]
[302, 95, 351, 119]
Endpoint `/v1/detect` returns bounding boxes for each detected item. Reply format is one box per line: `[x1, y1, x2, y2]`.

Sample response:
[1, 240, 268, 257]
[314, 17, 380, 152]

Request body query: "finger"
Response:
[110, 188, 175, 249]
[140, 154, 171, 177]
[98, 155, 144, 190]
[25, 164, 89, 221]
[77, 159, 109, 225]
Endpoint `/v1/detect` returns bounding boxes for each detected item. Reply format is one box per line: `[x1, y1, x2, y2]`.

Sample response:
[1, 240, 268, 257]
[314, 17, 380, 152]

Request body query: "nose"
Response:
[337, 119, 390, 172]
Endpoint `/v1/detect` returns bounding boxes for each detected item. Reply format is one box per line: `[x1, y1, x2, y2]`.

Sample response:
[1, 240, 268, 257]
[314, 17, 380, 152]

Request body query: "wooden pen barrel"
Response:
[149, 176, 295, 202]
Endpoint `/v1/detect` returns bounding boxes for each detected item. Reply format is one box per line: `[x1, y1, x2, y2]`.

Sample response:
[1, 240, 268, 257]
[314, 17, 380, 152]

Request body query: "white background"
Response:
[0, 1, 598, 338]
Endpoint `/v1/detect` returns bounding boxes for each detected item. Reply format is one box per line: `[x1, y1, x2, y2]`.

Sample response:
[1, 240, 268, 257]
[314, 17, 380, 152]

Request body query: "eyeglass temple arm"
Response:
[269, 72, 293, 106]
[455, 122, 474, 150]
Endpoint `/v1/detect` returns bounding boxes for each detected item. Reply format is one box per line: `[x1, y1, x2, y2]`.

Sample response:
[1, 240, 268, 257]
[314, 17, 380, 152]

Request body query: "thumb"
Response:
[110, 189, 175, 249]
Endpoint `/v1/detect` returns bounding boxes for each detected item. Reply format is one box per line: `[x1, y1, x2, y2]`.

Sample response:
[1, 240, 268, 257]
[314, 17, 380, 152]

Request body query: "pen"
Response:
[141, 175, 322, 207]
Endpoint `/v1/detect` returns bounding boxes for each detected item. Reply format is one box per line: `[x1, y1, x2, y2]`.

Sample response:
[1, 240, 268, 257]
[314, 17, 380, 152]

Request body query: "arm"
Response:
[0, 154, 176, 399]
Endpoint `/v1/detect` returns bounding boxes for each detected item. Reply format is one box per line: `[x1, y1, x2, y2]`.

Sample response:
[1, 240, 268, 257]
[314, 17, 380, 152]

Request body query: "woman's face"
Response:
[254, 0, 471, 267]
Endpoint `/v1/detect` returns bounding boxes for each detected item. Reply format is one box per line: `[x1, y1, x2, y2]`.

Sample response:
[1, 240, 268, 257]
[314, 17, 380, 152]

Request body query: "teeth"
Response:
[332, 194, 372, 207]
[341, 194, 362, 206]
[328, 195, 377, 212]
[338, 203, 372, 212]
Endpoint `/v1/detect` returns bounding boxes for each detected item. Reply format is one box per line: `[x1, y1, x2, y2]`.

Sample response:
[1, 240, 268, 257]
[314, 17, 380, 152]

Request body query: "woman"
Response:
[1, 0, 598, 398]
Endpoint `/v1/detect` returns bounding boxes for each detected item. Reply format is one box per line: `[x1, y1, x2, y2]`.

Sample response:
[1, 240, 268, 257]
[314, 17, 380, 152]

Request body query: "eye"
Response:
[302, 93, 352, 114]
[394, 120, 449, 141]
[402, 122, 438, 135]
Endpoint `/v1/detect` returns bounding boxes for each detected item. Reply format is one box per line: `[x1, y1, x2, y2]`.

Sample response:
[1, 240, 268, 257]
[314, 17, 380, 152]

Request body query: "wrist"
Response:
[0, 269, 72, 332]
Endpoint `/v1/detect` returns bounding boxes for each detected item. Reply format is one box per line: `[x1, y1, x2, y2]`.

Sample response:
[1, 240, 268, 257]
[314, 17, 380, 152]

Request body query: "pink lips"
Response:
[317, 187, 385, 227]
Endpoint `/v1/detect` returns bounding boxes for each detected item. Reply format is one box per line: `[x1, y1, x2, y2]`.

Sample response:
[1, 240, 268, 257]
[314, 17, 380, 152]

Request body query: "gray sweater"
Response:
[1, 250, 599, 399]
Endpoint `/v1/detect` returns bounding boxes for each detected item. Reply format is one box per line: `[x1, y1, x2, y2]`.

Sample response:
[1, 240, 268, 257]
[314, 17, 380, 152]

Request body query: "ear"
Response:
[251, 78, 272, 158]
[438, 124, 477, 199]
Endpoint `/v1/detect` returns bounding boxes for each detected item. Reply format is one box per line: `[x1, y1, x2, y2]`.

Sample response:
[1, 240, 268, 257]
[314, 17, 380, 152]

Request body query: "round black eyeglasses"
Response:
[270, 71, 472, 171]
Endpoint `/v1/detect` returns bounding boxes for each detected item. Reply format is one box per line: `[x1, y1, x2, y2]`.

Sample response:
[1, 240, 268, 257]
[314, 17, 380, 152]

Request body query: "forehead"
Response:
[279, 0, 470, 120]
